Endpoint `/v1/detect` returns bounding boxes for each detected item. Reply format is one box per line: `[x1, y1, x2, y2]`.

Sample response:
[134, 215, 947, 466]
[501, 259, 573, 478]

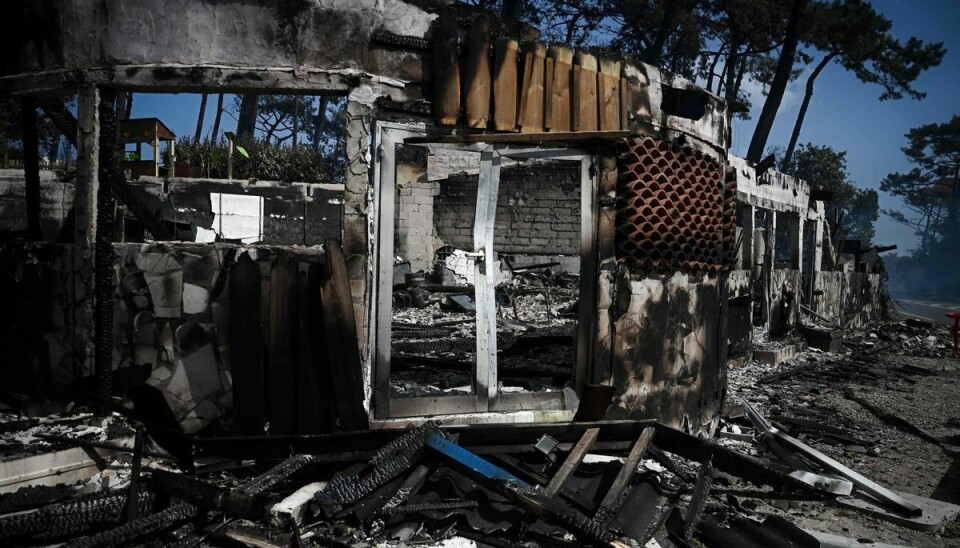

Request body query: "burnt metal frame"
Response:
[371, 121, 599, 420]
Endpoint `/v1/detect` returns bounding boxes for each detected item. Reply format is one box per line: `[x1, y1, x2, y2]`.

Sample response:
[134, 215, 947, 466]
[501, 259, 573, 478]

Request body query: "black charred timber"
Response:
[499, 482, 614, 545]
[238, 454, 317, 496]
[682, 458, 714, 541]
[370, 29, 431, 50]
[382, 499, 480, 515]
[650, 425, 819, 495]
[20, 97, 42, 240]
[194, 420, 657, 459]
[164, 454, 318, 548]
[150, 469, 263, 519]
[37, 97, 79, 145]
[94, 89, 119, 405]
[37, 95, 174, 240]
[65, 502, 199, 548]
[647, 446, 695, 483]
[375, 96, 433, 116]
[315, 422, 439, 514]
[0, 489, 154, 541]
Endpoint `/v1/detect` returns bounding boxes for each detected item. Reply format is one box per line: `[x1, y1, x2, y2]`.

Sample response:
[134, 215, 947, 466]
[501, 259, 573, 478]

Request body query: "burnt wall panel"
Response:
[769, 269, 801, 336]
[602, 269, 726, 435]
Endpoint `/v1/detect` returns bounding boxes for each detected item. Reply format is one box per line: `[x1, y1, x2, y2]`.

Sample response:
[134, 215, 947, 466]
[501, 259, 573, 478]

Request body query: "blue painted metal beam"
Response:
[425, 433, 530, 487]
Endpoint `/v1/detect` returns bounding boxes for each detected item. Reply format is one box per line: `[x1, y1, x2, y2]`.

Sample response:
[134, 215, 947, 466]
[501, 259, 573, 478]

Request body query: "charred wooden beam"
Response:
[0, 489, 154, 541]
[150, 469, 264, 519]
[94, 90, 118, 403]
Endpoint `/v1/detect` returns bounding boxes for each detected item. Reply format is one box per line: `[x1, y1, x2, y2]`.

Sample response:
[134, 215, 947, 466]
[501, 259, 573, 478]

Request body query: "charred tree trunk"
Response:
[115, 92, 129, 121]
[747, 0, 808, 163]
[194, 93, 208, 143]
[211, 93, 224, 142]
[237, 94, 258, 141]
[312, 97, 328, 153]
[292, 96, 299, 148]
[705, 50, 723, 94]
[20, 97, 42, 240]
[781, 52, 836, 172]
[645, 0, 680, 66]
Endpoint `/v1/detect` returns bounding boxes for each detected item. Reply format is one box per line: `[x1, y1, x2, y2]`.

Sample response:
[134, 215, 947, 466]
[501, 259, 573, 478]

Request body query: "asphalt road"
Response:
[891, 296, 960, 325]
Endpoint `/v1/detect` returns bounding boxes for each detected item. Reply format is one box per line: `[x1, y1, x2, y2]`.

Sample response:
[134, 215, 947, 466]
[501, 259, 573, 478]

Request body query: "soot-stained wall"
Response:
[433, 163, 581, 255]
[594, 268, 727, 434]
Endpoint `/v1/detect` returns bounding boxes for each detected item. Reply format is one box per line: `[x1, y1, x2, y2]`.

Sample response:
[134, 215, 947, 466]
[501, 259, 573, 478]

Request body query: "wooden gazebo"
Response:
[118, 117, 176, 179]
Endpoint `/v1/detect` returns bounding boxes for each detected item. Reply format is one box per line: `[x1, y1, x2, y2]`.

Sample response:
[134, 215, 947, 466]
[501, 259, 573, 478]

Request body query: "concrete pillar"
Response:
[739, 204, 754, 271]
[75, 86, 100, 249]
[73, 86, 99, 378]
[807, 218, 824, 307]
[343, 100, 372, 400]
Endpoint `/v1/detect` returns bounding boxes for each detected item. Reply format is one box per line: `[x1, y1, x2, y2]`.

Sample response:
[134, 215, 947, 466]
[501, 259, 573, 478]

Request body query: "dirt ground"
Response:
[711, 326, 960, 547]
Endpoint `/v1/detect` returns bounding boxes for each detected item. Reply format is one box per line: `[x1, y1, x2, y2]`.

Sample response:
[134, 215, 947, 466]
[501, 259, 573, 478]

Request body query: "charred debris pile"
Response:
[1, 319, 958, 548]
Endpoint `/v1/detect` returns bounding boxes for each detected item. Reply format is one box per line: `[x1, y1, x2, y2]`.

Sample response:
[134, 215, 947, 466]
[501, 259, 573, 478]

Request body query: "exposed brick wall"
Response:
[433, 162, 581, 255]
[395, 161, 438, 272]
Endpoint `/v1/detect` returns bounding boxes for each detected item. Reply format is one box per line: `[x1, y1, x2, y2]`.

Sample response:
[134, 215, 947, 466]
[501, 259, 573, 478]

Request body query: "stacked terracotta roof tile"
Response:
[616, 138, 737, 272]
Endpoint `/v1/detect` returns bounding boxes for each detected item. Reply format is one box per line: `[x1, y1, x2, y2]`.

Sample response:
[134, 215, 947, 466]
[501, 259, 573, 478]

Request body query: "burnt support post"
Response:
[807, 217, 824, 307]
[94, 89, 118, 404]
[74, 86, 100, 379]
[739, 204, 754, 271]
[20, 97, 42, 240]
[764, 210, 776, 333]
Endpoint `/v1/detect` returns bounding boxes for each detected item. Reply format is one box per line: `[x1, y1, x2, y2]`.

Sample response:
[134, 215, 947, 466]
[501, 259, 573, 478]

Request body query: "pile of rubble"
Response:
[1, 318, 958, 547]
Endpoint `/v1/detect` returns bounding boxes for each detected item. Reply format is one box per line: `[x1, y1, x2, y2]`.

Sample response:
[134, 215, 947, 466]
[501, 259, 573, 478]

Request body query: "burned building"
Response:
[0, 0, 891, 435]
[2, 2, 958, 547]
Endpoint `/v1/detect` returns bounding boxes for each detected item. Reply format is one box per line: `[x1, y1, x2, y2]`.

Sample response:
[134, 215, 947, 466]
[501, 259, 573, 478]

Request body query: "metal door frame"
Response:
[371, 121, 599, 419]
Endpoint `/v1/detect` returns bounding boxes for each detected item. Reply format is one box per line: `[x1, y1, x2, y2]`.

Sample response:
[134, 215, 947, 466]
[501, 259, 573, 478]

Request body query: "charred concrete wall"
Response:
[135, 177, 343, 246]
[812, 271, 883, 329]
[434, 163, 581, 255]
[591, 138, 735, 436]
[0, 170, 74, 240]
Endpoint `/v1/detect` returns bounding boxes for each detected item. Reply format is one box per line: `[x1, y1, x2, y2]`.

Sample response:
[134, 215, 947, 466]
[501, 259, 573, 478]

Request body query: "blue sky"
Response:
[128, 0, 958, 254]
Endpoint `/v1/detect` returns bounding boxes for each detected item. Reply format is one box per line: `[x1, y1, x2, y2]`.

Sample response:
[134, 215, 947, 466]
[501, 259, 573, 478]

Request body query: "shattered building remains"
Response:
[0, 2, 946, 547]
[0, 0, 885, 434]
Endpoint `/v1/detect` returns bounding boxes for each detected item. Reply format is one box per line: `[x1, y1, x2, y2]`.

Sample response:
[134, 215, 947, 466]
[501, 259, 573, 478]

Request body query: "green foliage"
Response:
[783, 143, 879, 246]
[169, 137, 337, 184]
[879, 116, 960, 297]
[804, 0, 945, 101]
